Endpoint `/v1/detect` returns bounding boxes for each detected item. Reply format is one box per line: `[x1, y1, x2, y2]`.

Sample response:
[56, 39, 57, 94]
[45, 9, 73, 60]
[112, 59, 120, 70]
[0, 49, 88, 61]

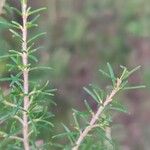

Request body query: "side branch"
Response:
[72, 78, 122, 150]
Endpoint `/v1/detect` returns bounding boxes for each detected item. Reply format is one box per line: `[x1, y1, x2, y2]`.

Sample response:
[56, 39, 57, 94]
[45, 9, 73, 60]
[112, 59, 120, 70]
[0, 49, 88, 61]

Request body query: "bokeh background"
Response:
[0, 0, 150, 149]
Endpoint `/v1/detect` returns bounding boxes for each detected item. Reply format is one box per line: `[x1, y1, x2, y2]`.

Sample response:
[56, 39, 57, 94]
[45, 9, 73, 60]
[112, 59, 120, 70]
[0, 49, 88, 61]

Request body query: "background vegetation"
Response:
[0, 0, 149, 149]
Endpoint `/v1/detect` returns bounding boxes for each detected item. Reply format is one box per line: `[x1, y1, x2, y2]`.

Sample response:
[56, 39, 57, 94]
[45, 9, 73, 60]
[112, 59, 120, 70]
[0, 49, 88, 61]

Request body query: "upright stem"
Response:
[72, 78, 122, 150]
[21, 1, 30, 150]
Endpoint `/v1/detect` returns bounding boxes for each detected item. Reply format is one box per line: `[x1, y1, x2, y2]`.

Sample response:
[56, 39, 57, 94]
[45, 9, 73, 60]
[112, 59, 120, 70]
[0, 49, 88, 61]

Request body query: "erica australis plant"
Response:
[0, 0, 145, 150]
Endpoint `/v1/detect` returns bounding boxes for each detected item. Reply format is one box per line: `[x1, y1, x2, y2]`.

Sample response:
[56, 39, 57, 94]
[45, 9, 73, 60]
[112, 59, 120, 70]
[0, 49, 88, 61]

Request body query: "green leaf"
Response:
[62, 124, 76, 145]
[83, 87, 99, 103]
[9, 50, 22, 55]
[0, 54, 18, 60]
[28, 46, 43, 54]
[33, 119, 54, 127]
[120, 80, 128, 89]
[28, 55, 38, 62]
[124, 66, 141, 79]
[0, 77, 11, 82]
[30, 14, 40, 24]
[29, 66, 53, 72]
[123, 85, 146, 90]
[0, 111, 13, 122]
[11, 21, 22, 29]
[73, 111, 80, 130]
[84, 100, 93, 115]
[110, 101, 128, 113]
[120, 65, 128, 80]
[6, 64, 16, 71]
[96, 128, 113, 145]
[38, 91, 54, 96]
[52, 132, 76, 140]
[10, 7, 22, 16]
[27, 22, 38, 29]
[9, 73, 22, 89]
[9, 29, 23, 41]
[0, 17, 12, 28]
[73, 110, 88, 118]
[28, 7, 46, 16]
[99, 69, 111, 79]
[29, 81, 56, 98]
[27, 32, 46, 44]
[49, 142, 64, 148]
[10, 55, 21, 66]
[107, 63, 116, 85]
[13, 99, 24, 116]
[28, 115, 38, 136]
[90, 84, 105, 101]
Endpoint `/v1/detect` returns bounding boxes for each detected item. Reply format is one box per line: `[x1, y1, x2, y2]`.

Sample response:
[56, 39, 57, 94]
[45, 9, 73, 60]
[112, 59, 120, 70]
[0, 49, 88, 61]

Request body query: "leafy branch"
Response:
[52, 64, 145, 150]
[0, 0, 54, 149]
[71, 64, 145, 150]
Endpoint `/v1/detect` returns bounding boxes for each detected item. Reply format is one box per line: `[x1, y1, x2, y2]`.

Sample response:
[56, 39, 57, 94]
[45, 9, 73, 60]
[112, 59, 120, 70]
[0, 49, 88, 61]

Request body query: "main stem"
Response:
[72, 79, 122, 150]
[22, 1, 30, 150]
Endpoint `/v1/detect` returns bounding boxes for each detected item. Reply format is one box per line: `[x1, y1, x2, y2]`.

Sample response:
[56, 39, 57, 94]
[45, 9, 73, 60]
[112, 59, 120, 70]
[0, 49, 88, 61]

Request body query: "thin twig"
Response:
[72, 78, 122, 150]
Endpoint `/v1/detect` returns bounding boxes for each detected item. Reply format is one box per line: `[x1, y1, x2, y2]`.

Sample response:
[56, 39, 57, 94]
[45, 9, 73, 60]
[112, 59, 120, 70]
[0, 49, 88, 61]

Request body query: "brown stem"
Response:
[72, 78, 122, 150]
[21, 1, 30, 150]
